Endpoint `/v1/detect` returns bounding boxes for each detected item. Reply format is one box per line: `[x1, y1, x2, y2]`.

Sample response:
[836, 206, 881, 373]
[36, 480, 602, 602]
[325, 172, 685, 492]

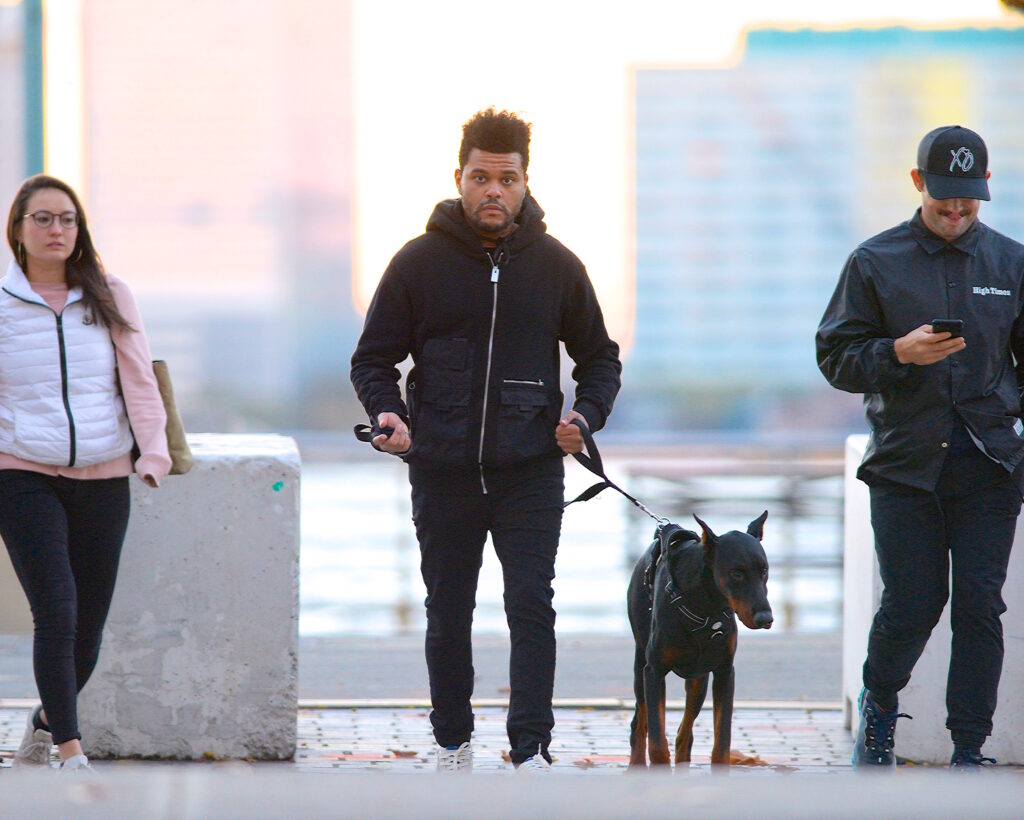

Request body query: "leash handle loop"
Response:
[353, 422, 395, 452]
[568, 418, 605, 477]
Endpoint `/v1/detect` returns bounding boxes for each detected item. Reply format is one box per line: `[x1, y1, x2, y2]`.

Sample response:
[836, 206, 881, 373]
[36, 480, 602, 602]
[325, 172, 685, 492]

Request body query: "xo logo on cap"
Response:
[917, 125, 990, 201]
[950, 147, 975, 174]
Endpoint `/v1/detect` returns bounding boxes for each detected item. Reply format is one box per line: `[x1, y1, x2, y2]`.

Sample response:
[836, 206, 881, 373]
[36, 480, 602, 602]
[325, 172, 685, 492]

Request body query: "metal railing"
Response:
[611, 445, 845, 631]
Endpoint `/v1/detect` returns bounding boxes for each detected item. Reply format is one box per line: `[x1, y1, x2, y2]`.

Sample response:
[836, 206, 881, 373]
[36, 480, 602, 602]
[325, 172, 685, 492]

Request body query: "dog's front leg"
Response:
[675, 675, 708, 766]
[710, 664, 735, 768]
[643, 663, 671, 766]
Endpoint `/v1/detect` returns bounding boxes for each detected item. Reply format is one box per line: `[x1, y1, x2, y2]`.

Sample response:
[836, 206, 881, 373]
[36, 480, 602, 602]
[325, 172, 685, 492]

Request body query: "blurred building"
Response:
[6, 16, 1024, 439]
[76, 0, 359, 431]
[0, 3, 25, 199]
[622, 27, 1024, 435]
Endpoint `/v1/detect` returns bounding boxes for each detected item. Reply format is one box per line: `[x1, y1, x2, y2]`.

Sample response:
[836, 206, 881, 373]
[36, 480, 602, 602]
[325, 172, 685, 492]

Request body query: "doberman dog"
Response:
[627, 512, 773, 770]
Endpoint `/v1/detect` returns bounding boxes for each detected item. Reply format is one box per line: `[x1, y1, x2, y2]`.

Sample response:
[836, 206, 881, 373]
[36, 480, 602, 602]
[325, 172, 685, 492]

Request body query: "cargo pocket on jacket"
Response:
[497, 381, 552, 463]
[410, 339, 472, 464]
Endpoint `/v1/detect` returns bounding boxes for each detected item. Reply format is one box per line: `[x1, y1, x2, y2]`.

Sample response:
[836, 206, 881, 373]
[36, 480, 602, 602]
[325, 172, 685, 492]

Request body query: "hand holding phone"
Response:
[930, 319, 964, 338]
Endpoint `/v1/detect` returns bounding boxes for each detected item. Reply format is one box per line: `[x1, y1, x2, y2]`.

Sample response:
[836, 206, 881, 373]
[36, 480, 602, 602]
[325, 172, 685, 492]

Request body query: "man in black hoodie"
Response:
[351, 108, 621, 773]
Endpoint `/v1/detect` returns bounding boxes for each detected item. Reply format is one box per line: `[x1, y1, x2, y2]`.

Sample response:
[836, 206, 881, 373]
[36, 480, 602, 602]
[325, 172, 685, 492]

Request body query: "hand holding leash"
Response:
[555, 410, 588, 454]
[354, 412, 410, 454]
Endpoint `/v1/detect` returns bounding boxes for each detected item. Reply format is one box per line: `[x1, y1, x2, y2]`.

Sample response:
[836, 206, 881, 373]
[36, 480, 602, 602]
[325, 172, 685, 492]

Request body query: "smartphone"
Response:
[930, 319, 964, 338]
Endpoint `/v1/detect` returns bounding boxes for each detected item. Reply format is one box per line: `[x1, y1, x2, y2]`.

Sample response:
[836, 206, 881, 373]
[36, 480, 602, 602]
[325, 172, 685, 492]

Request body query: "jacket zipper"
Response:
[478, 251, 503, 494]
[55, 312, 77, 467]
[502, 378, 544, 387]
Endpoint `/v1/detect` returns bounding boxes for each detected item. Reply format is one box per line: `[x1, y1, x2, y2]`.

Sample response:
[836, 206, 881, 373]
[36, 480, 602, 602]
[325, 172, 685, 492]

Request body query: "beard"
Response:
[465, 196, 523, 237]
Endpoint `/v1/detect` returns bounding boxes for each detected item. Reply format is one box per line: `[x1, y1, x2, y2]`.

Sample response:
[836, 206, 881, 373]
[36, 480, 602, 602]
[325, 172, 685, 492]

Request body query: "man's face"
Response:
[911, 168, 988, 242]
[455, 148, 528, 239]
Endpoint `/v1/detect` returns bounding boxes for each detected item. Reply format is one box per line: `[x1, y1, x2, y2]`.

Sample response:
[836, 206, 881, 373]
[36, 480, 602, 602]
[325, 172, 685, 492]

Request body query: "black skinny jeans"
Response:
[0, 469, 130, 744]
[412, 466, 564, 765]
[864, 448, 1021, 744]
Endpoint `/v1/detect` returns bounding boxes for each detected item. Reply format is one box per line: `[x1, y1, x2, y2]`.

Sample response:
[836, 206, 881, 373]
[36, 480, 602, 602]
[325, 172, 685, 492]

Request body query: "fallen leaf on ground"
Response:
[730, 749, 769, 766]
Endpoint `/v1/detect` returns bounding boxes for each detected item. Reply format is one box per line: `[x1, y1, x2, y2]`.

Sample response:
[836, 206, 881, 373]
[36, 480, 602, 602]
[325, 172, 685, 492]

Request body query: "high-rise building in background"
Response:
[78, 0, 358, 430]
[0, 4, 25, 199]
[624, 27, 1024, 435]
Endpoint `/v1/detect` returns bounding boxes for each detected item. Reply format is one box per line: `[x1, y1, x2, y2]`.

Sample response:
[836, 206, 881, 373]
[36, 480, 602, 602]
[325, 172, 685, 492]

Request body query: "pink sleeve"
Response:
[108, 275, 172, 485]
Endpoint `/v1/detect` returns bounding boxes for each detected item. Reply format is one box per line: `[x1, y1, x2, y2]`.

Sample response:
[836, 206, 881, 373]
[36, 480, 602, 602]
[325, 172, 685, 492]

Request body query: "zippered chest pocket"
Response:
[496, 379, 554, 462]
[501, 378, 546, 408]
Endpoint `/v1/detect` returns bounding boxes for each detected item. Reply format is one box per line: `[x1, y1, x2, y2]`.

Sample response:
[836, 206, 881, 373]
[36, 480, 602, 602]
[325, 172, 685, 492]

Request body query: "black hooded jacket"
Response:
[351, 194, 621, 482]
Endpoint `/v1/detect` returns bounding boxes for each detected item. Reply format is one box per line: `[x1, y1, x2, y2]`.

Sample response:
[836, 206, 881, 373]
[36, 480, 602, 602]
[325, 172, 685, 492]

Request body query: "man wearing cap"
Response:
[817, 125, 1024, 770]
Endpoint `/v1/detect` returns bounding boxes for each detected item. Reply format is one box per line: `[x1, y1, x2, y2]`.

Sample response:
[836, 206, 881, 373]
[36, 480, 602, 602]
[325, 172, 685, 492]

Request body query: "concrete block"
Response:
[78, 434, 300, 760]
[843, 434, 1024, 764]
[0, 539, 32, 633]
[841, 435, 883, 732]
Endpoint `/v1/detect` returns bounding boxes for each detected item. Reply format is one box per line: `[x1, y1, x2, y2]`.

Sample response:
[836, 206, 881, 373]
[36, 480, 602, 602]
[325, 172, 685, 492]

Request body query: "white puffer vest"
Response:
[0, 261, 134, 467]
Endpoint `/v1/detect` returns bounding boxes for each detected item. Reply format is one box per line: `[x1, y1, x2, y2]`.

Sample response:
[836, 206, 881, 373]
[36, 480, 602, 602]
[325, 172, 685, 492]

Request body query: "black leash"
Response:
[354, 417, 665, 523]
[564, 419, 667, 524]
[353, 422, 395, 452]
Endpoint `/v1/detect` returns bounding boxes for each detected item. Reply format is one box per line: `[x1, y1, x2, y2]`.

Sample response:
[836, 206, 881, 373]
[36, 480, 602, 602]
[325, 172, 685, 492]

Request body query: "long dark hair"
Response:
[6, 174, 134, 332]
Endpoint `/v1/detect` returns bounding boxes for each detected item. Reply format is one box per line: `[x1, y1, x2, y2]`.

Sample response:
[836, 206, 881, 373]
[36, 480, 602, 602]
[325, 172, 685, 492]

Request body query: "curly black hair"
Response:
[459, 107, 532, 171]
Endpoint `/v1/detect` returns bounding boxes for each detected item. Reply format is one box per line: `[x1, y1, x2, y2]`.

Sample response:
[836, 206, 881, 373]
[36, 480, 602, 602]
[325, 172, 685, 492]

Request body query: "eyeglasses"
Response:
[23, 211, 80, 229]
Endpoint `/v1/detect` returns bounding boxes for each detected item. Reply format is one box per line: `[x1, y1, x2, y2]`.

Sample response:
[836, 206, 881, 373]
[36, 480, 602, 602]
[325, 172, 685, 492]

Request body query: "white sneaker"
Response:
[435, 741, 473, 773]
[12, 706, 53, 769]
[516, 754, 552, 774]
[58, 754, 94, 775]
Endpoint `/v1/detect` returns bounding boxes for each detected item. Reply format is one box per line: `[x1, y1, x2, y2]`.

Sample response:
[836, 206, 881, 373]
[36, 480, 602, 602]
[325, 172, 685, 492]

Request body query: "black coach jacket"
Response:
[817, 210, 1024, 490]
[351, 194, 621, 480]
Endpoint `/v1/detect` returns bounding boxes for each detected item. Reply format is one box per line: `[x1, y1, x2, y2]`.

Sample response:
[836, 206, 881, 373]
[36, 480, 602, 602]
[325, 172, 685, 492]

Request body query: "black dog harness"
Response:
[653, 527, 736, 642]
[664, 577, 735, 641]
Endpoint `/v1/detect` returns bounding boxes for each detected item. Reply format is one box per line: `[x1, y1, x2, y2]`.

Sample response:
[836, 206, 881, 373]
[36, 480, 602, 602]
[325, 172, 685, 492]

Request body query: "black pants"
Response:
[411, 467, 564, 765]
[0, 470, 130, 744]
[865, 452, 1021, 743]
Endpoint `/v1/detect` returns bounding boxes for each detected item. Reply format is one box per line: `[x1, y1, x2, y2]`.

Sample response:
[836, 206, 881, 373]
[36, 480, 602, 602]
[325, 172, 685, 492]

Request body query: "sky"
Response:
[349, 0, 1021, 346]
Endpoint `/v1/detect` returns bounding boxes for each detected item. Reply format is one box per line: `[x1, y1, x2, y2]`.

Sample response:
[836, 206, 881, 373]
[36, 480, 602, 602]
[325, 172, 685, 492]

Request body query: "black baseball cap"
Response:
[917, 125, 990, 201]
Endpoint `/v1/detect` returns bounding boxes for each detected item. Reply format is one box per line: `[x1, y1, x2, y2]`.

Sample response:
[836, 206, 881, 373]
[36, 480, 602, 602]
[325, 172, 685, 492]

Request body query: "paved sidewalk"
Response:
[291, 703, 851, 774]
[2, 702, 850, 774]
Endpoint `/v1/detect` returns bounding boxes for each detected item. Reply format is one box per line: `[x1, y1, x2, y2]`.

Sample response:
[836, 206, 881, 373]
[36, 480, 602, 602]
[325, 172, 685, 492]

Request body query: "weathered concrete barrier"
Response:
[0, 550, 32, 633]
[843, 434, 1024, 764]
[77, 434, 300, 760]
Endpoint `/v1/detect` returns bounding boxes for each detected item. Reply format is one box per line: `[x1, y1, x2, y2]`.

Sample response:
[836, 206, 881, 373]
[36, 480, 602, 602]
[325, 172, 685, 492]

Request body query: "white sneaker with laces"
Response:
[58, 754, 94, 775]
[13, 706, 53, 769]
[516, 754, 552, 774]
[435, 741, 473, 773]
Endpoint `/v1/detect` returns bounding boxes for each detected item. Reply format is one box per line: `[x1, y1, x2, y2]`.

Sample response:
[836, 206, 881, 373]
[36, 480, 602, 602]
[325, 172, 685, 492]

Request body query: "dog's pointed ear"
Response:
[747, 510, 768, 541]
[694, 514, 717, 548]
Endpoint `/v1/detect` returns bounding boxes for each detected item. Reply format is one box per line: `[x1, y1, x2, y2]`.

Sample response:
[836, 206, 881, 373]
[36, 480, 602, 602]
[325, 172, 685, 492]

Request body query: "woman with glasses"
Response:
[1, 175, 170, 773]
